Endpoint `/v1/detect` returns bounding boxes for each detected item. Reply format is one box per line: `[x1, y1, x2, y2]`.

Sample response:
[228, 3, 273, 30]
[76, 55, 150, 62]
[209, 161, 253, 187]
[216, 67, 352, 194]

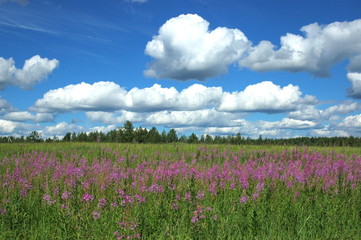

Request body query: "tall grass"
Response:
[0, 143, 360, 239]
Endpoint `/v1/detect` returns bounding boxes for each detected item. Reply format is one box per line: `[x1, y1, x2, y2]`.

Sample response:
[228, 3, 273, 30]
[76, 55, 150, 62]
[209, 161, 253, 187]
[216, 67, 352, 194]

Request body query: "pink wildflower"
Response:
[43, 194, 51, 201]
[191, 215, 199, 223]
[184, 193, 191, 201]
[92, 211, 101, 220]
[82, 193, 94, 202]
[61, 191, 71, 200]
[98, 198, 107, 207]
[240, 196, 248, 204]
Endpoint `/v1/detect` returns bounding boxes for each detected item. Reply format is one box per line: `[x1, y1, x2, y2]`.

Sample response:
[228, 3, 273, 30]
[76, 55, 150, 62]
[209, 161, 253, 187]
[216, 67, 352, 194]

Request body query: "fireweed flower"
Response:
[252, 192, 260, 200]
[92, 211, 101, 220]
[20, 188, 28, 198]
[184, 193, 191, 201]
[82, 193, 94, 202]
[53, 187, 60, 195]
[61, 204, 69, 210]
[43, 194, 51, 201]
[0, 209, 7, 215]
[240, 196, 248, 204]
[172, 203, 179, 210]
[196, 191, 205, 199]
[98, 198, 107, 207]
[191, 215, 199, 223]
[61, 191, 71, 200]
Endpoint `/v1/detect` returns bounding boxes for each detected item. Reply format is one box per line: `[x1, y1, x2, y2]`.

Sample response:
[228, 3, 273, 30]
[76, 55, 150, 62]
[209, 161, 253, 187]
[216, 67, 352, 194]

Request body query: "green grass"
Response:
[0, 143, 360, 239]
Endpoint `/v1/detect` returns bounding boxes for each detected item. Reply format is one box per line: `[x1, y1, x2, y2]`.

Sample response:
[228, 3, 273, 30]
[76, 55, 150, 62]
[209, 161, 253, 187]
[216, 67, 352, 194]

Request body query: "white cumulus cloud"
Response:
[0, 96, 16, 114]
[240, 19, 361, 77]
[32, 81, 315, 114]
[32, 81, 127, 112]
[339, 114, 361, 129]
[217, 81, 316, 113]
[0, 55, 59, 90]
[144, 109, 244, 128]
[32, 82, 223, 113]
[3, 111, 54, 122]
[42, 122, 84, 136]
[144, 14, 251, 80]
[347, 72, 361, 98]
[0, 119, 32, 135]
[288, 101, 361, 121]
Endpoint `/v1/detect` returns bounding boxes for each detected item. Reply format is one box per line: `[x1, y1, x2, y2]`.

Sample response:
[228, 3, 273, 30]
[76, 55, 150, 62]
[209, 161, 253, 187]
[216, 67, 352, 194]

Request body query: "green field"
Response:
[1, 143, 360, 239]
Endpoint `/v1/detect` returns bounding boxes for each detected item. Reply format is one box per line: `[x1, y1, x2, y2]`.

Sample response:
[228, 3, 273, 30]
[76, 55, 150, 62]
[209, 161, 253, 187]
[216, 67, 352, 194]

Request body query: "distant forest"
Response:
[1, 121, 361, 147]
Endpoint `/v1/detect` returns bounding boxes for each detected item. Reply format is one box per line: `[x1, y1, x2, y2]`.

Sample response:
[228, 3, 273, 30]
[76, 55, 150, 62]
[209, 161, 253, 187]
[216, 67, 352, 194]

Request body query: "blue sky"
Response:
[1, 0, 361, 139]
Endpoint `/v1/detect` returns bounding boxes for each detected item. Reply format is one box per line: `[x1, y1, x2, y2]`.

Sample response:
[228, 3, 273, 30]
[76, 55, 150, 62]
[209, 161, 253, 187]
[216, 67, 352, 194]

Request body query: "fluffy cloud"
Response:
[240, 19, 361, 77]
[0, 119, 32, 134]
[339, 114, 361, 129]
[31, 82, 223, 113]
[347, 72, 361, 98]
[32, 81, 127, 112]
[144, 109, 244, 128]
[217, 81, 316, 113]
[89, 125, 117, 133]
[32, 81, 314, 114]
[288, 101, 361, 121]
[287, 106, 323, 121]
[322, 101, 361, 117]
[42, 122, 84, 136]
[0, 96, 16, 114]
[87, 109, 245, 128]
[348, 55, 361, 73]
[145, 16, 361, 81]
[311, 127, 350, 137]
[0, 55, 59, 90]
[144, 14, 251, 80]
[201, 118, 311, 138]
[261, 118, 319, 130]
[3, 111, 54, 122]
[86, 111, 145, 125]
[125, 83, 222, 111]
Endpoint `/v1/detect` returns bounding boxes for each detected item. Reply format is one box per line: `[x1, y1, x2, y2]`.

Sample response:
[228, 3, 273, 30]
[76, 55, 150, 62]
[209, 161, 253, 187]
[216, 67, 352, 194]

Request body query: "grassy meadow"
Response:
[0, 142, 360, 239]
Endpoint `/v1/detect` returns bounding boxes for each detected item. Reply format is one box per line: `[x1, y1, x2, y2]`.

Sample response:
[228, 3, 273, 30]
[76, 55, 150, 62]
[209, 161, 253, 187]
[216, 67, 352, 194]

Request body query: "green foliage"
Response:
[0, 143, 360, 239]
[3, 120, 361, 147]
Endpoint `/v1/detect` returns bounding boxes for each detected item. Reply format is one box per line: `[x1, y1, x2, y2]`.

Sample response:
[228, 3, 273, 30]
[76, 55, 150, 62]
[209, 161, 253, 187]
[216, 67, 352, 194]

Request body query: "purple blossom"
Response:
[61, 191, 71, 200]
[184, 193, 191, 201]
[240, 196, 248, 204]
[191, 215, 199, 223]
[98, 198, 107, 207]
[92, 211, 101, 220]
[0, 209, 7, 215]
[43, 194, 51, 201]
[82, 193, 94, 202]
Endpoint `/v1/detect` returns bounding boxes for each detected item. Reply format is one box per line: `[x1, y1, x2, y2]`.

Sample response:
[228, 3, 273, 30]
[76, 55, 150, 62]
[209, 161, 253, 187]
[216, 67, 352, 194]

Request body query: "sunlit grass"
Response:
[0, 143, 360, 239]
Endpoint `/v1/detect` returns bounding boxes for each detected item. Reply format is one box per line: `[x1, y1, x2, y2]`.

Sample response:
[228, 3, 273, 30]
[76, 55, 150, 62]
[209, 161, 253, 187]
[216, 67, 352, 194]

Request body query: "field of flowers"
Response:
[0, 143, 360, 239]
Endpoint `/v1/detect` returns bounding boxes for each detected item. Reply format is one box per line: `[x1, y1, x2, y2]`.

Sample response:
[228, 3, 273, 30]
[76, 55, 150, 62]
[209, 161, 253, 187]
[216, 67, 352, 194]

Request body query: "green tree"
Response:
[205, 134, 213, 144]
[166, 129, 178, 143]
[123, 121, 134, 142]
[134, 127, 148, 143]
[187, 133, 199, 144]
[146, 127, 161, 143]
[161, 130, 167, 143]
[26, 131, 42, 143]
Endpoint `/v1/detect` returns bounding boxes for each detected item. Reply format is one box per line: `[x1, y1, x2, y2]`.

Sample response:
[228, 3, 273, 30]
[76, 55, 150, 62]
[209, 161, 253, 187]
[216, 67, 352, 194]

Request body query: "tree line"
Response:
[1, 121, 361, 147]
